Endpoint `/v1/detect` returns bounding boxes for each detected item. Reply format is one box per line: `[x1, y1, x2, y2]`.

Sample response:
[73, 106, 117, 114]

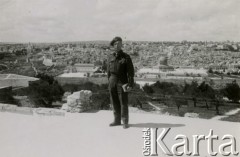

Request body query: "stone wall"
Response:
[55, 77, 108, 85]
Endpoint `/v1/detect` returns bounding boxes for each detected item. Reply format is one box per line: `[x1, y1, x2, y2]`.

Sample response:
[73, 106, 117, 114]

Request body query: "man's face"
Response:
[113, 41, 122, 52]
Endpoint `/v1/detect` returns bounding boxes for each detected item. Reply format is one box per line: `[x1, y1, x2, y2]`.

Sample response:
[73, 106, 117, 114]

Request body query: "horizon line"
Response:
[1, 39, 240, 44]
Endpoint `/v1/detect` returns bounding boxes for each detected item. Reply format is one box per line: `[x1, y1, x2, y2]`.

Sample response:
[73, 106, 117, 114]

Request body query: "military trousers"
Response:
[109, 76, 129, 124]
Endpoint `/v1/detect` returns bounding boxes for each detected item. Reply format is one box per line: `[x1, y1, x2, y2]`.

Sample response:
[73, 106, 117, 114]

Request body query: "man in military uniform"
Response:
[107, 37, 134, 129]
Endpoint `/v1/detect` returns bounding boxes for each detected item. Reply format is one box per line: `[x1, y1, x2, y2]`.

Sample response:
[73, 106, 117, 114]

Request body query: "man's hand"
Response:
[122, 83, 132, 92]
[125, 83, 133, 92]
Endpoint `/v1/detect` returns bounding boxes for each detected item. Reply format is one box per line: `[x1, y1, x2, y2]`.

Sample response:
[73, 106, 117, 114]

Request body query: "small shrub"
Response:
[178, 111, 185, 117]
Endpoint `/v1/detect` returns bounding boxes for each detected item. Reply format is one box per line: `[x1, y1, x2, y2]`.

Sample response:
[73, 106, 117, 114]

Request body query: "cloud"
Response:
[0, 0, 239, 42]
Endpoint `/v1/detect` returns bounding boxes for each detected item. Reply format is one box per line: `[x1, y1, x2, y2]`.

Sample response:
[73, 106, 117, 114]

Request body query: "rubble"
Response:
[184, 112, 199, 118]
[0, 104, 33, 115]
[34, 108, 65, 116]
[61, 90, 93, 113]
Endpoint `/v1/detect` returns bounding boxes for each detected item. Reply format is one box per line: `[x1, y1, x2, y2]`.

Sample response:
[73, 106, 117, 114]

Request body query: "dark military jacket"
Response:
[107, 50, 134, 86]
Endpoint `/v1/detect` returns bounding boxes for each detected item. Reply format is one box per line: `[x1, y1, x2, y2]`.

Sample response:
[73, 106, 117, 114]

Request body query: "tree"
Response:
[143, 84, 154, 94]
[198, 81, 216, 109]
[0, 87, 18, 105]
[0, 53, 5, 59]
[183, 80, 199, 107]
[36, 73, 54, 84]
[209, 79, 215, 87]
[92, 92, 110, 110]
[221, 80, 240, 103]
[214, 92, 224, 115]
[128, 83, 146, 108]
[27, 76, 64, 108]
[183, 80, 199, 95]
[208, 68, 213, 73]
[175, 98, 188, 111]
[192, 97, 197, 107]
[102, 60, 107, 73]
[153, 81, 181, 96]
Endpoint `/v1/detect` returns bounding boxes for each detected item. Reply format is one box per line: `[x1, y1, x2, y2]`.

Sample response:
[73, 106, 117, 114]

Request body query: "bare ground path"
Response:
[0, 109, 239, 157]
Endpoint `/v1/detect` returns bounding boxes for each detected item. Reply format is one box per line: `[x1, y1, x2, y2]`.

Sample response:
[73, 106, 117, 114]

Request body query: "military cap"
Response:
[110, 36, 122, 46]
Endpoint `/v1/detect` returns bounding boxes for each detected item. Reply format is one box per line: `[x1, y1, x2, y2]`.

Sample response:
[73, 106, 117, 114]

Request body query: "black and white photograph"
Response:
[0, 0, 240, 156]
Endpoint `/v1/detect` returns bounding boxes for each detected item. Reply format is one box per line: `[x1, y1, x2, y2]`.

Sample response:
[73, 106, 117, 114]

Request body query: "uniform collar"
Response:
[109, 50, 123, 61]
[114, 49, 123, 58]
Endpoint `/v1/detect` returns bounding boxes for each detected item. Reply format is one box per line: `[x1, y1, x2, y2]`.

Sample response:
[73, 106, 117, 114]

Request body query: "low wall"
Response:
[55, 76, 240, 87]
[55, 77, 108, 85]
[0, 79, 29, 88]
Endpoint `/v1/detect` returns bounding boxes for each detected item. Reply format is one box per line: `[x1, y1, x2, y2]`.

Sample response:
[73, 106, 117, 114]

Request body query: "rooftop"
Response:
[0, 74, 38, 80]
[74, 63, 94, 67]
[58, 72, 87, 78]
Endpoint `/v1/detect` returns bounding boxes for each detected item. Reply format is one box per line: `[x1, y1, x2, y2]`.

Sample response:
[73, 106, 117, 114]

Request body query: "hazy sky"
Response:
[0, 0, 239, 42]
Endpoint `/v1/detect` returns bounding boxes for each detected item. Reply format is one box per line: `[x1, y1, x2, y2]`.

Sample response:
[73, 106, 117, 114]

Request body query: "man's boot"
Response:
[122, 119, 129, 129]
[109, 121, 121, 127]
[123, 123, 129, 129]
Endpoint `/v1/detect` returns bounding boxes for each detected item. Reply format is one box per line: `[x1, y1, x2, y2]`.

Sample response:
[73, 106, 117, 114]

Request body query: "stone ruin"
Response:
[184, 112, 199, 118]
[61, 90, 93, 113]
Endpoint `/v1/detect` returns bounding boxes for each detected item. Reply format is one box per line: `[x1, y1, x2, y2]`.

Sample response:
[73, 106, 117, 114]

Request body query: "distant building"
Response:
[58, 73, 87, 78]
[27, 43, 33, 54]
[74, 63, 97, 75]
[26, 43, 33, 63]
[209, 65, 227, 71]
[137, 55, 174, 78]
[158, 56, 168, 66]
[171, 67, 208, 77]
[137, 66, 207, 78]
[65, 44, 74, 54]
[43, 54, 54, 66]
[232, 44, 238, 51]
[155, 55, 174, 71]
[56, 73, 108, 85]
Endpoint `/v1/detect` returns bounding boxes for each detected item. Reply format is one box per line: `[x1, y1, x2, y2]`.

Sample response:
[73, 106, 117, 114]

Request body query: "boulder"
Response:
[62, 90, 93, 113]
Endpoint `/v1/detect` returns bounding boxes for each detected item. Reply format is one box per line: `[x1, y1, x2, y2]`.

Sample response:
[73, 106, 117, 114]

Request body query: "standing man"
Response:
[107, 36, 134, 129]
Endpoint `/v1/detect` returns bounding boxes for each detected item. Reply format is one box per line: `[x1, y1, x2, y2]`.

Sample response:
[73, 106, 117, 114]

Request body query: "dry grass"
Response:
[152, 101, 239, 120]
[221, 110, 240, 122]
